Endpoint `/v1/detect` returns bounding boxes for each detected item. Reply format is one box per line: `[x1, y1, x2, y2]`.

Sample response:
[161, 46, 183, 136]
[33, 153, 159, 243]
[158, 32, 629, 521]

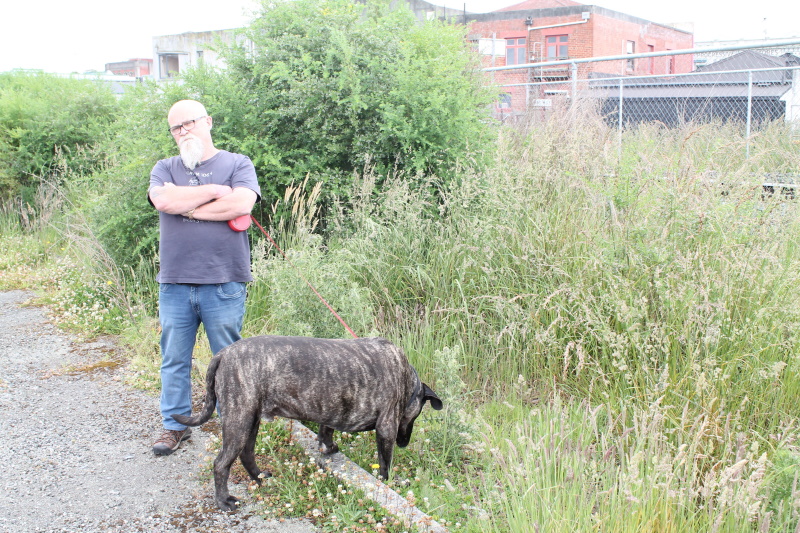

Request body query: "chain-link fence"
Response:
[586, 66, 798, 128]
[487, 39, 800, 150]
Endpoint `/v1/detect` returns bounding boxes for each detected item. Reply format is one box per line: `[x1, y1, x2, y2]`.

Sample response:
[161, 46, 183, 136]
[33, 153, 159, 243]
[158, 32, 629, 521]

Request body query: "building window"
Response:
[626, 40, 636, 70]
[546, 35, 569, 60]
[506, 38, 526, 65]
[647, 45, 655, 74]
[667, 50, 674, 74]
[160, 54, 180, 78]
[497, 93, 512, 110]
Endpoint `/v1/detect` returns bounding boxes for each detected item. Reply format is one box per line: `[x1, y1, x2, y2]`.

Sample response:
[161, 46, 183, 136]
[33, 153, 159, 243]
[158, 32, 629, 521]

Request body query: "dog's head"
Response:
[396, 376, 443, 448]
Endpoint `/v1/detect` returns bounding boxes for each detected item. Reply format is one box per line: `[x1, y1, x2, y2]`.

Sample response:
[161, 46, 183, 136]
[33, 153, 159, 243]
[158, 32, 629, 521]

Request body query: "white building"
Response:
[152, 29, 247, 80]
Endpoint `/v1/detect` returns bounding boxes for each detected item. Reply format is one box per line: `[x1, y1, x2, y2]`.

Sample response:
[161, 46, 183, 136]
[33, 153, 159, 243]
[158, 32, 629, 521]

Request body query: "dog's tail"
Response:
[171, 354, 221, 427]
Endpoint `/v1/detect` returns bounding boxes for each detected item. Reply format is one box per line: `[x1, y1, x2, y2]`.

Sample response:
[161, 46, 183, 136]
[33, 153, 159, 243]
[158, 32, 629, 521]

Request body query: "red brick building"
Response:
[466, 0, 694, 114]
[104, 58, 153, 78]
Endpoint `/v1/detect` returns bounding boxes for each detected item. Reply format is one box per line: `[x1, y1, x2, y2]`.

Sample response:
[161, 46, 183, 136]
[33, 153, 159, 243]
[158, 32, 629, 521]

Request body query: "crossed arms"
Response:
[149, 183, 258, 222]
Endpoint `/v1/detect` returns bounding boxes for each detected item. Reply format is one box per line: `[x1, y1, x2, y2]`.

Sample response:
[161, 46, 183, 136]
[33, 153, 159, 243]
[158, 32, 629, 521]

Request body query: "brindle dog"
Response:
[173, 335, 443, 511]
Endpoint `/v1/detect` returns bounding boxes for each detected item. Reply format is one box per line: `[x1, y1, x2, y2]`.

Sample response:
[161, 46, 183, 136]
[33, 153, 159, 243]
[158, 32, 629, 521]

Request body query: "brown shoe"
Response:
[152, 428, 192, 456]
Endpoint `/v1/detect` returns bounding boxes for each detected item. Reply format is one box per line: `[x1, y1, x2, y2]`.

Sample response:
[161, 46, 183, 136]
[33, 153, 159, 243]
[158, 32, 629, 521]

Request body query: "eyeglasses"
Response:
[169, 115, 207, 135]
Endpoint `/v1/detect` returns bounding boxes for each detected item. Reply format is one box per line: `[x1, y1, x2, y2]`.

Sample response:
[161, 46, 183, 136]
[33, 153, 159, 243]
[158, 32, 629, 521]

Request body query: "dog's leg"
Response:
[239, 417, 268, 483]
[212, 442, 242, 511]
[213, 414, 254, 511]
[375, 415, 398, 480]
[317, 425, 339, 455]
[374, 431, 396, 481]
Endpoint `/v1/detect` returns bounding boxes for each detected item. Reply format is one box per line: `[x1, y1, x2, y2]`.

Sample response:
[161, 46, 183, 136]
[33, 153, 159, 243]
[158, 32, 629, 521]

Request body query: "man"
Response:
[148, 99, 261, 456]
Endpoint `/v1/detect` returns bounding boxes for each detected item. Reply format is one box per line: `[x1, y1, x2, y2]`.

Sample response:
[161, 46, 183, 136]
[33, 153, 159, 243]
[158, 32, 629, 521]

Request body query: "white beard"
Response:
[179, 135, 205, 170]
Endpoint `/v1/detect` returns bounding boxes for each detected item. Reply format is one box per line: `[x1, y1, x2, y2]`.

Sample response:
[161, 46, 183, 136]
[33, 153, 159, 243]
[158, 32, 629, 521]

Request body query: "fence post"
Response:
[746, 70, 753, 159]
[571, 62, 578, 111]
[618, 78, 624, 161]
[526, 80, 530, 115]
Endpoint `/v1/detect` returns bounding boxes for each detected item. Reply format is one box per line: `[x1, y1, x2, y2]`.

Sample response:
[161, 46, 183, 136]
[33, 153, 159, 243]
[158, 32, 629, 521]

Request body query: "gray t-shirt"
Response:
[149, 150, 261, 284]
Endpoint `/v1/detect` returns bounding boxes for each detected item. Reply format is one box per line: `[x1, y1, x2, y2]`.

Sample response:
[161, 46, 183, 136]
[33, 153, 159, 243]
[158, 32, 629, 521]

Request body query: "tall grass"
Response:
[240, 109, 800, 530]
[0, 174, 151, 338]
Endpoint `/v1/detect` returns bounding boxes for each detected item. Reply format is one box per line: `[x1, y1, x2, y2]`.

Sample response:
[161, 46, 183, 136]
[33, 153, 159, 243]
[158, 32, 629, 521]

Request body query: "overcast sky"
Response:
[2, 0, 799, 74]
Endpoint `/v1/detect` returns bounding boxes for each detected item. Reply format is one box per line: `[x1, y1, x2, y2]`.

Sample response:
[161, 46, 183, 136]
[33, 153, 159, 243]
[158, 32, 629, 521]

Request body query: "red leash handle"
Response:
[228, 214, 251, 232]
[248, 215, 359, 339]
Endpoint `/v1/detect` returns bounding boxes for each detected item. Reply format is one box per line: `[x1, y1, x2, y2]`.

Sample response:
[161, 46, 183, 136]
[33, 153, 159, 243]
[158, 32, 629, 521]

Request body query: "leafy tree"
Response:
[203, 0, 496, 200]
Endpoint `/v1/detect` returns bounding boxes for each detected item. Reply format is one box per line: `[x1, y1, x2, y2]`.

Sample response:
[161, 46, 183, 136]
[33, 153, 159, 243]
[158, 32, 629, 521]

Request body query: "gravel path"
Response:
[0, 290, 318, 533]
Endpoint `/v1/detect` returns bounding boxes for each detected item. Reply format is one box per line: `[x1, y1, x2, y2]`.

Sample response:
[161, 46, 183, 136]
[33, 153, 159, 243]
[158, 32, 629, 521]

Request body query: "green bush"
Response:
[0, 71, 118, 201]
[206, 0, 496, 201]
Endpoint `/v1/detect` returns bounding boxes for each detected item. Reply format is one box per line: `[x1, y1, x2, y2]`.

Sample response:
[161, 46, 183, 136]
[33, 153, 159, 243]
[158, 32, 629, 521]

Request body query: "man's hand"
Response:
[190, 188, 258, 222]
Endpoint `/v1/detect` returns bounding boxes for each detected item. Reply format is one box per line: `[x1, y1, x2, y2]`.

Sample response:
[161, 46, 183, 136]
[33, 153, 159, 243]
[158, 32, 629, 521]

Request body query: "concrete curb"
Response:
[287, 421, 448, 533]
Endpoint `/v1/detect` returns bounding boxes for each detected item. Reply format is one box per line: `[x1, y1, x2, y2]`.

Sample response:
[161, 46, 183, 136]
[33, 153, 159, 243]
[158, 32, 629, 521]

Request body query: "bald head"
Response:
[168, 99, 208, 124]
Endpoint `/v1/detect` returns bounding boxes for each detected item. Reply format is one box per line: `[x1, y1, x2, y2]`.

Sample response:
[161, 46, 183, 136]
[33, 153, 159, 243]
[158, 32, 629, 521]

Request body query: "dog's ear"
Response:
[423, 384, 443, 410]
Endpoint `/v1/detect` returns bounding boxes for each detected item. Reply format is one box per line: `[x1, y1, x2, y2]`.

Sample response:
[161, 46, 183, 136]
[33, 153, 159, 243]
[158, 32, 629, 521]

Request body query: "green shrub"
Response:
[0, 71, 118, 202]
[206, 0, 496, 202]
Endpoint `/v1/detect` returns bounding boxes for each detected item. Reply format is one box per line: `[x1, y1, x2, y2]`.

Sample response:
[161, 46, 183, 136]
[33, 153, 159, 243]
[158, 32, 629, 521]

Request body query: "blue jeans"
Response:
[159, 282, 246, 430]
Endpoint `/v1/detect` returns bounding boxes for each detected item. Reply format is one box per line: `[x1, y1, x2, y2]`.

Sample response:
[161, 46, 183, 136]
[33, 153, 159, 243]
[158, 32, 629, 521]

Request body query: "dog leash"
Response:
[246, 214, 360, 339]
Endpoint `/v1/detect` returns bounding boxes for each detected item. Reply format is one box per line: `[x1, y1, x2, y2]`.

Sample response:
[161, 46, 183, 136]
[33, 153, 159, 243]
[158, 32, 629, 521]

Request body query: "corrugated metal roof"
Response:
[589, 84, 790, 98]
[496, 0, 583, 11]
[696, 50, 786, 72]
[587, 50, 798, 99]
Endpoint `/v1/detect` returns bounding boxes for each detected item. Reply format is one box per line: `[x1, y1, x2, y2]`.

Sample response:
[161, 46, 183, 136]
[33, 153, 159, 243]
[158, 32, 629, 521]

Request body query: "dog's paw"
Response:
[319, 442, 339, 455]
[249, 470, 271, 486]
[217, 496, 240, 512]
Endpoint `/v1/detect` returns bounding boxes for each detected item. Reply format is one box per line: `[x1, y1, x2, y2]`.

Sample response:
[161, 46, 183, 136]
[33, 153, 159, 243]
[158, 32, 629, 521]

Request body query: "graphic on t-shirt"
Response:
[186, 169, 212, 186]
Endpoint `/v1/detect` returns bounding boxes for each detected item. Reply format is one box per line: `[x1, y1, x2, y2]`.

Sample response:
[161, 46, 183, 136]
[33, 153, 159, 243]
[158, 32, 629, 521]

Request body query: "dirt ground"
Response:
[0, 290, 317, 533]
